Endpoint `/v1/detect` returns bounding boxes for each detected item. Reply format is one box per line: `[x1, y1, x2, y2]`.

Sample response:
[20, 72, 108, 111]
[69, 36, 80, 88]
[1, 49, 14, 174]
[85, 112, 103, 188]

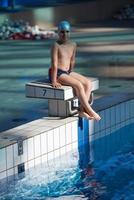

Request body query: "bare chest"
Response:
[58, 45, 74, 58]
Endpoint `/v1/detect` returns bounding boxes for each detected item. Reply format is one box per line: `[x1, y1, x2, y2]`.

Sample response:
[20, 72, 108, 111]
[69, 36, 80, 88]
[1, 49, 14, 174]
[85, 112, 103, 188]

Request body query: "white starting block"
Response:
[25, 77, 99, 117]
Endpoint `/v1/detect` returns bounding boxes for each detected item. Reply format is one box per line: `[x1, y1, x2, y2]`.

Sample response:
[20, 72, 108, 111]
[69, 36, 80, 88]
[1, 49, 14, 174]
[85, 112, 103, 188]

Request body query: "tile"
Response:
[99, 110, 105, 130]
[115, 104, 121, 124]
[25, 162, 28, 171]
[20, 140, 28, 163]
[105, 108, 111, 129]
[0, 148, 6, 172]
[27, 137, 34, 160]
[125, 101, 130, 120]
[7, 168, 14, 177]
[72, 142, 78, 150]
[65, 123, 72, 145]
[35, 157, 41, 167]
[6, 145, 14, 169]
[41, 132, 47, 155]
[59, 125, 66, 147]
[54, 149, 60, 159]
[0, 171, 6, 180]
[110, 106, 116, 126]
[89, 120, 94, 136]
[13, 143, 21, 166]
[120, 102, 125, 122]
[66, 144, 72, 153]
[94, 119, 100, 134]
[53, 128, 60, 150]
[41, 154, 47, 164]
[60, 146, 66, 156]
[72, 120, 78, 142]
[34, 135, 41, 158]
[28, 160, 34, 169]
[47, 152, 54, 161]
[47, 130, 54, 152]
[130, 100, 134, 118]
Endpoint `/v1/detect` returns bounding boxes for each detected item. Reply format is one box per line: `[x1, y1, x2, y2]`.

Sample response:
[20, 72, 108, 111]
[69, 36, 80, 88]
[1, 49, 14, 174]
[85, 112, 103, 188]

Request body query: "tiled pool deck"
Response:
[0, 92, 133, 181]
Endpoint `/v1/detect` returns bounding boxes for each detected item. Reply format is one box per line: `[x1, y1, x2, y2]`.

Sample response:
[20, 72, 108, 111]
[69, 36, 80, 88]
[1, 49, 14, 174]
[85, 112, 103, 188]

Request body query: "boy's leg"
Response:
[70, 72, 92, 101]
[58, 74, 101, 121]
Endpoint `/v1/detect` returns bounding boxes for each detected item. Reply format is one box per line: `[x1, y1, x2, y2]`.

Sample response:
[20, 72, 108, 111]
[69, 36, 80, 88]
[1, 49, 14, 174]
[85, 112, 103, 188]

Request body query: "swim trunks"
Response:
[48, 68, 71, 82]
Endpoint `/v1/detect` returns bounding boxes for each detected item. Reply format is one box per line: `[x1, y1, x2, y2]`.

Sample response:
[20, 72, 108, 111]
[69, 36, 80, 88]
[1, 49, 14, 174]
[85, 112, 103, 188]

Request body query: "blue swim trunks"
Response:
[48, 68, 71, 82]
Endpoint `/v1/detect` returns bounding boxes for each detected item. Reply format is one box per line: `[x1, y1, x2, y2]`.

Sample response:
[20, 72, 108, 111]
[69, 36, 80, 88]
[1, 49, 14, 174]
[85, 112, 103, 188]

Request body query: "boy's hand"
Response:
[52, 81, 61, 88]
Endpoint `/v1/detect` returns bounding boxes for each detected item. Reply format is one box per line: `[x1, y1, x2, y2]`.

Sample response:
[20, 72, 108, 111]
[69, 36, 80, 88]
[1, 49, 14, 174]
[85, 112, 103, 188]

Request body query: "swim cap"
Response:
[58, 21, 71, 31]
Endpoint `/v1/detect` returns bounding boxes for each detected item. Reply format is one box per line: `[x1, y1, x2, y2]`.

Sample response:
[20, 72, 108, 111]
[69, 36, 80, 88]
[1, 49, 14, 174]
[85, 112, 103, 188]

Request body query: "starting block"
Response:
[25, 77, 99, 117]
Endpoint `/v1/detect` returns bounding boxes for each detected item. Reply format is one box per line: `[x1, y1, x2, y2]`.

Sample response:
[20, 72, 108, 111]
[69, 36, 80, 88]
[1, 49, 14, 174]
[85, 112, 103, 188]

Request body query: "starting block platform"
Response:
[26, 77, 99, 117]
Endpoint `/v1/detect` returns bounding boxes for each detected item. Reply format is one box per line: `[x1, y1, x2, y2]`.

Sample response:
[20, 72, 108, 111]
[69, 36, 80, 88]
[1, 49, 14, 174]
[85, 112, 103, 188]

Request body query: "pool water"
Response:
[0, 123, 134, 200]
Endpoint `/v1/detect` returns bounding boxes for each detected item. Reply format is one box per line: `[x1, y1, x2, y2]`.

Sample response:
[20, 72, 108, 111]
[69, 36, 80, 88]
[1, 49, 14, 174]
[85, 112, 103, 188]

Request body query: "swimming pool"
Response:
[0, 121, 133, 200]
[0, 27, 134, 132]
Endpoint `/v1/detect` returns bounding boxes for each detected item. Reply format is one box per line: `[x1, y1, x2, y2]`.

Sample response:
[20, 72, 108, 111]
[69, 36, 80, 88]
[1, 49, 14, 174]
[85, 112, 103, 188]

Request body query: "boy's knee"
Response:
[84, 79, 92, 91]
[75, 82, 83, 90]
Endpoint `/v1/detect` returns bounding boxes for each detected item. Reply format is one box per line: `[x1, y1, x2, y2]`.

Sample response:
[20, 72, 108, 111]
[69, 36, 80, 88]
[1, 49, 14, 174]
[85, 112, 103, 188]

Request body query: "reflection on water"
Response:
[0, 28, 134, 132]
[0, 121, 133, 199]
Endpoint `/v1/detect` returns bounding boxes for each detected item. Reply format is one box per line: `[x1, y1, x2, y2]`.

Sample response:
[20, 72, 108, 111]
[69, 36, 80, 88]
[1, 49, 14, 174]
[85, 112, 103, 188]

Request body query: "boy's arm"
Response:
[51, 43, 61, 88]
[69, 43, 77, 72]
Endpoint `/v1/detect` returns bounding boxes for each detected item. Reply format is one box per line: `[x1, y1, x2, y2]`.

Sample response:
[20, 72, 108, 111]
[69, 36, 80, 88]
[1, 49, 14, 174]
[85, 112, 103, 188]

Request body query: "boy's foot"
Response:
[90, 112, 101, 121]
[78, 111, 94, 120]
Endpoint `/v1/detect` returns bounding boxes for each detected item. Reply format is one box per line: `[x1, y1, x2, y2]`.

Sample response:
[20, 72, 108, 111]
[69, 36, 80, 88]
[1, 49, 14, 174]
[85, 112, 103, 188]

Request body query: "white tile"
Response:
[13, 143, 21, 166]
[28, 160, 34, 169]
[25, 162, 28, 171]
[66, 144, 72, 152]
[20, 140, 28, 163]
[34, 135, 41, 158]
[27, 137, 34, 160]
[72, 120, 78, 142]
[47, 152, 54, 161]
[41, 154, 47, 164]
[89, 120, 94, 136]
[59, 125, 66, 147]
[6, 145, 14, 169]
[14, 166, 18, 174]
[7, 168, 14, 177]
[54, 149, 60, 158]
[35, 157, 41, 167]
[60, 146, 66, 156]
[0, 171, 6, 180]
[65, 123, 72, 145]
[0, 148, 6, 172]
[72, 142, 78, 150]
[53, 128, 60, 150]
[41, 132, 47, 155]
[47, 130, 54, 152]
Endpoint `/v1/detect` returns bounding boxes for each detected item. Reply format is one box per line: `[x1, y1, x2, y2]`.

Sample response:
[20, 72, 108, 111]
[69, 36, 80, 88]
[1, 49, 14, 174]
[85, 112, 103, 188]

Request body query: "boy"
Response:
[49, 21, 101, 121]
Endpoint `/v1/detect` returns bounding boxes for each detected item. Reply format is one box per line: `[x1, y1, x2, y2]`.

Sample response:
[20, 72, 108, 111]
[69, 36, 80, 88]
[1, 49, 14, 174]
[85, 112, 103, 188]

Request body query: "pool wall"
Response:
[0, 95, 134, 181]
